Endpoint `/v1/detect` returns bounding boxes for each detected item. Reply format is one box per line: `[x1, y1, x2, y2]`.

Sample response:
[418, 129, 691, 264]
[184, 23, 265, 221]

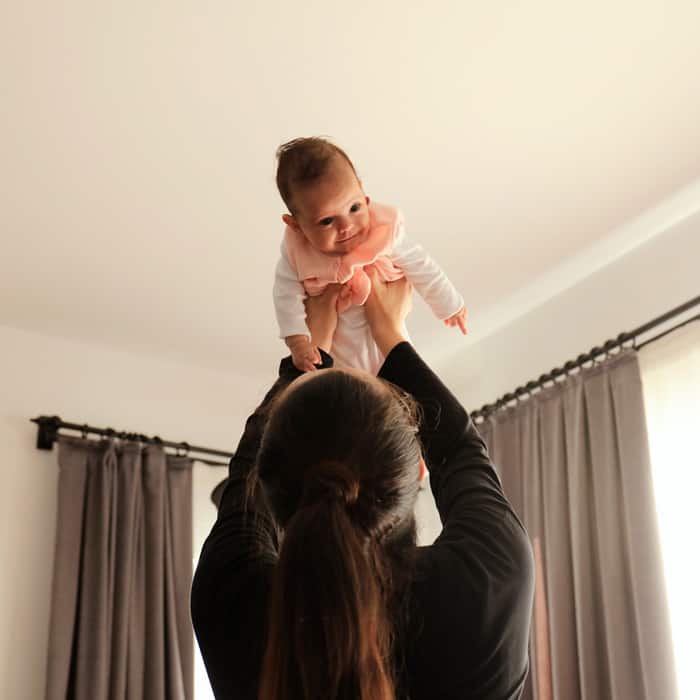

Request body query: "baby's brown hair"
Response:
[276, 137, 358, 213]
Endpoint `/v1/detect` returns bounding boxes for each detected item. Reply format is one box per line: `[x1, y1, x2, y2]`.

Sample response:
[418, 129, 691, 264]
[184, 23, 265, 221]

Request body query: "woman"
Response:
[191, 268, 534, 700]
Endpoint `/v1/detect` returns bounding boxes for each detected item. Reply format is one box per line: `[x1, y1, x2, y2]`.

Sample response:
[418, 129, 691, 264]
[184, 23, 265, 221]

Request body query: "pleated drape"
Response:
[479, 350, 677, 700]
[44, 437, 194, 700]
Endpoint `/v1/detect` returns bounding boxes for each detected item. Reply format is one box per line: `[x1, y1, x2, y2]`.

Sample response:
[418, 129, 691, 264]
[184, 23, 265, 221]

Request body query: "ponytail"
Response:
[255, 369, 423, 700]
[258, 463, 395, 700]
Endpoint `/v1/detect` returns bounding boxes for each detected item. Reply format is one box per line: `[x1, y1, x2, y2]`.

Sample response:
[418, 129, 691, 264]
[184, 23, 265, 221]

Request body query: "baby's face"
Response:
[284, 159, 371, 256]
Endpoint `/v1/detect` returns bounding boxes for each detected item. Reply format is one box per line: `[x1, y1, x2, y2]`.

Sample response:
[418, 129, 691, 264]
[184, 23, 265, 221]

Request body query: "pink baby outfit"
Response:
[273, 202, 464, 374]
[284, 203, 406, 314]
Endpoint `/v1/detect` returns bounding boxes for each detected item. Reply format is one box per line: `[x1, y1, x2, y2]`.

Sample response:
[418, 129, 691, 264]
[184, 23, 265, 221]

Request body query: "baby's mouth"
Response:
[338, 227, 368, 244]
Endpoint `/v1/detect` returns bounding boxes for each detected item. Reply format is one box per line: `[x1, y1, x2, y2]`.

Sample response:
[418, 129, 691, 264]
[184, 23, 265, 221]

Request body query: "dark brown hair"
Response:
[255, 369, 422, 700]
[276, 137, 358, 213]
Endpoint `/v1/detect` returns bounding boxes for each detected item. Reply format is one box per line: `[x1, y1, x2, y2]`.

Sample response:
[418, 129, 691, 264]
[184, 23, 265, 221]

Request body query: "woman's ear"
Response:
[282, 213, 301, 233]
[419, 457, 426, 482]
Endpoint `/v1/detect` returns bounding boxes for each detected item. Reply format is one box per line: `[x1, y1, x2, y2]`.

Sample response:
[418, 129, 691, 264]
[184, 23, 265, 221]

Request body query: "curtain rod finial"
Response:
[32, 415, 62, 450]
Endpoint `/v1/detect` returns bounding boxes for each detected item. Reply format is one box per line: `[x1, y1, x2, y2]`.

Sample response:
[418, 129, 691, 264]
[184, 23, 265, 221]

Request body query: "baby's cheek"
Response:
[308, 232, 332, 253]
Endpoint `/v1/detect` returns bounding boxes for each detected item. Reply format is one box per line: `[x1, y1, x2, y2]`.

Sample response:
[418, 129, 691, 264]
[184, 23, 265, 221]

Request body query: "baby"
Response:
[273, 137, 467, 374]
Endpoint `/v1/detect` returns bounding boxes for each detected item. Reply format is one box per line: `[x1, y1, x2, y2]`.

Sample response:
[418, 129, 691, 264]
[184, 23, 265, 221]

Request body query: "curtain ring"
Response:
[616, 331, 635, 351]
[176, 441, 190, 457]
[538, 373, 551, 388]
[602, 339, 616, 359]
[502, 392, 516, 407]
[563, 360, 577, 376]
[590, 347, 604, 365]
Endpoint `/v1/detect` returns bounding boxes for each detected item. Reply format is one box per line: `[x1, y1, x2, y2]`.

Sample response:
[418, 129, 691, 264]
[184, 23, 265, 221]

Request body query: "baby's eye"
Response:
[349, 202, 362, 213]
[319, 217, 334, 226]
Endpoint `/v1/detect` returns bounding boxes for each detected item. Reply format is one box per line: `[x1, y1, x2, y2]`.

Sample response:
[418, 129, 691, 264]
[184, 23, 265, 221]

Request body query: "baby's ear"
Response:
[282, 213, 301, 232]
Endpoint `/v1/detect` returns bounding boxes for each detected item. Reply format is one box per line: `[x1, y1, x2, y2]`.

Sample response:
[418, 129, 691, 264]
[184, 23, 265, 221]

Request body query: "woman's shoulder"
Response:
[414, 508, 533, 587]
[404, 526, 533, 697]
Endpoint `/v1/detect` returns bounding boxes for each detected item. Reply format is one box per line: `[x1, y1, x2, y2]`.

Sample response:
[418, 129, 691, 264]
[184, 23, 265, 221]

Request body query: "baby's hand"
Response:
[443, 307, 468, 335]
[286, 334, 322, 373]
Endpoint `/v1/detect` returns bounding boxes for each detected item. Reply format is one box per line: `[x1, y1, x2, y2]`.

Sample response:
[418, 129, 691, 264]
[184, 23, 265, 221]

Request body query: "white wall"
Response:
[435, 209, 700, 415]
[0, 325, 263, 700]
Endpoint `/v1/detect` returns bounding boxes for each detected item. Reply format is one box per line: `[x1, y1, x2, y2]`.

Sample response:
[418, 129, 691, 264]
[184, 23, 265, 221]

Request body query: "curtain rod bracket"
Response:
[31, 415, 62, 450]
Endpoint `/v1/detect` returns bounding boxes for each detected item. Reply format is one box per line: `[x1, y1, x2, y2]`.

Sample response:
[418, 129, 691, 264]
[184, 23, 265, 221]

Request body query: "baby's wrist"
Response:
[285, 334, 310, 349]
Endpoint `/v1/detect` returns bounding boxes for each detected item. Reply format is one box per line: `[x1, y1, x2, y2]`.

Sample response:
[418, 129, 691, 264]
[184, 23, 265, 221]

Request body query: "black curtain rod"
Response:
[469, 293, 700, 422]
[31, 295, 700, 450]
[30, 416, 232, 467]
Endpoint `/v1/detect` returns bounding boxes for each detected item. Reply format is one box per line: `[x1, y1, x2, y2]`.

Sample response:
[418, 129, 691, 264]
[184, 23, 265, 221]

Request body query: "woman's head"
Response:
[276, 137, 371, 256]
[256, 367, 423, 700]
[258, 367, 422, 536]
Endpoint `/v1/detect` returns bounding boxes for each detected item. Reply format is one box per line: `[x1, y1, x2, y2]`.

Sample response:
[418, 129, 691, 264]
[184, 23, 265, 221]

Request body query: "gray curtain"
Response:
[45, 437, 194, 700]
[479, 350, 677, 700]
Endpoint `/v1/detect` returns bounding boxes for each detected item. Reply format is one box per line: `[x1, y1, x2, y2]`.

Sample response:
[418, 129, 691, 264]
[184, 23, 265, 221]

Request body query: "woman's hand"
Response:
[364, 266, 412, 356]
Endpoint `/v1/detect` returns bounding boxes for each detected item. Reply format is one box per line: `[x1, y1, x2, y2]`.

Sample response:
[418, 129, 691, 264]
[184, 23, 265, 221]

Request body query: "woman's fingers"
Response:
[365, 270, 412, 330]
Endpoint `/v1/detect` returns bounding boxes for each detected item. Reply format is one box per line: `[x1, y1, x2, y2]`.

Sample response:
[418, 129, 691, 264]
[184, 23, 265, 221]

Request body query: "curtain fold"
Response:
[45, 437, 194, 700]
[479, 350, 676, 700]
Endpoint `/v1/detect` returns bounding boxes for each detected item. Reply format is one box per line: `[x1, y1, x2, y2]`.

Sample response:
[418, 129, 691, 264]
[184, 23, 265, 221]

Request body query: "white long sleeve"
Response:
[272, 242, 309, 340]
[390, 220, 465, 320]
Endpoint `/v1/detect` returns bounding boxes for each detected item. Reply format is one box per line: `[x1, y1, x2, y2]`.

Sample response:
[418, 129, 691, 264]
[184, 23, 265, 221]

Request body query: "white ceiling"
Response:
[2, 1, 700, 376]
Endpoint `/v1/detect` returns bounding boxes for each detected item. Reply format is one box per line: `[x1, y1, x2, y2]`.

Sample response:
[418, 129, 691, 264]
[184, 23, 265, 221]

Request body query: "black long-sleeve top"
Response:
[191, 342, 535, 699]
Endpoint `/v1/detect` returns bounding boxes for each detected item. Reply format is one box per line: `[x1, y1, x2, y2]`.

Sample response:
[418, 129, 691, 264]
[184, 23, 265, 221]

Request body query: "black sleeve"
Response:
[190, 351, 333, 700]
[377, 341, 504, 522]
[378, 342, 534, 698]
